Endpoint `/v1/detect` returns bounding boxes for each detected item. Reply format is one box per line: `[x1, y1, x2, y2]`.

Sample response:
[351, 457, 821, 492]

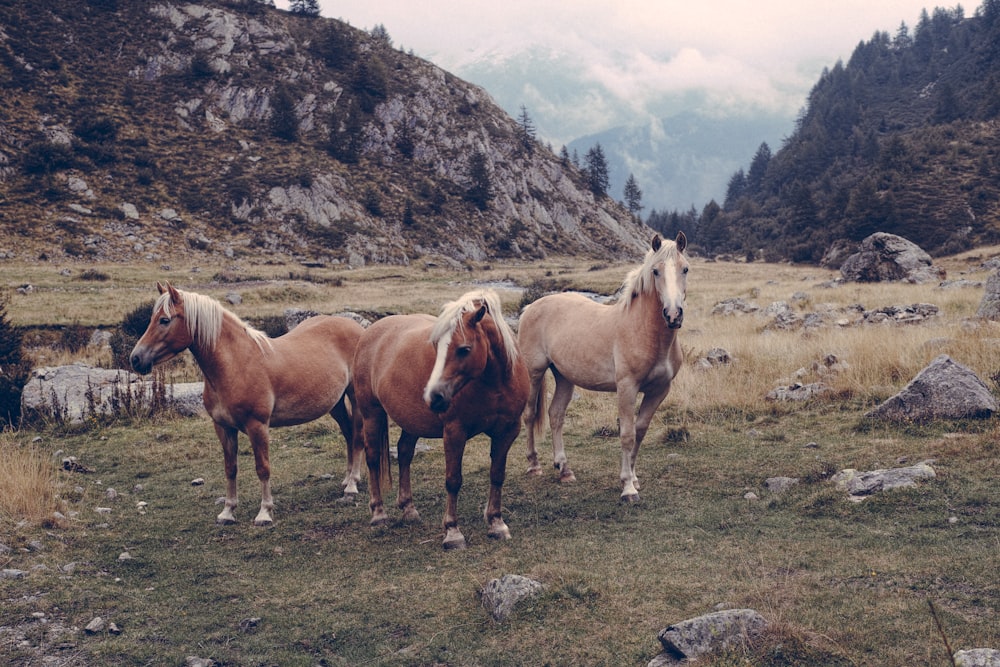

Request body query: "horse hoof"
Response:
[216, 517, 237, 526]
[253, 518, 273, 527]
[488, 524, 511, 540]
[443, 528, 467, 550]
[526, 466, 542, 476]
[620, 493, 641, 504]
[335, 492, 357, 506]
[559, 471, 577, 483]
[370, 515, 390, 527]
[401, 506, 421, 523]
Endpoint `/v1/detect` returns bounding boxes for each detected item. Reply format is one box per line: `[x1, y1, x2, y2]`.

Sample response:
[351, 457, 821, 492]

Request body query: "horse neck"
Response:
[187, 311, 243, 382]
[480, 319, 514, 385]
[628, 290, 678, 348]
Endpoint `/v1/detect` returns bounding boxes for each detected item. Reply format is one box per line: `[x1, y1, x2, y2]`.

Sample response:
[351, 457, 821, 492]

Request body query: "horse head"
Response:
[130, 282, 194, 374]
[650, 231, 689, 329]
[423, 300, 491, 413]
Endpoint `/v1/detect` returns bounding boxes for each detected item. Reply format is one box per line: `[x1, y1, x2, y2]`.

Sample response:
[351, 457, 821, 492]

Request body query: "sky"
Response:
[276, 1, 950, 143]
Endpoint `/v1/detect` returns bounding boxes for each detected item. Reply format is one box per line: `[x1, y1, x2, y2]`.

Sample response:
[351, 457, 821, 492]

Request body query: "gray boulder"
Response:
[21, 363, 205, 422]
[955, 648, 1000, 667]
[840, 233, 945, 284]
[865, 355, 997, 422]
[976, 271, 1000, 320]
[832, 461, 936, 499]
[649, 609, 768, 666]
[481, 574, 543, 622]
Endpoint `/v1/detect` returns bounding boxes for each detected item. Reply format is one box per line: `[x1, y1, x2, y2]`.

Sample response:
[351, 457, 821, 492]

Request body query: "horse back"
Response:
[354, 314, 442, 436]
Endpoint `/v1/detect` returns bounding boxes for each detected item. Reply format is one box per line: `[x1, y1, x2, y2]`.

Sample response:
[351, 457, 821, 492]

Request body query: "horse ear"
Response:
[166, 282, 183, 305]
[651, 234, 662, 252]
[471, 304, 488, 325]
[675, 231, 687, 253]
[156, 282, 167, 294]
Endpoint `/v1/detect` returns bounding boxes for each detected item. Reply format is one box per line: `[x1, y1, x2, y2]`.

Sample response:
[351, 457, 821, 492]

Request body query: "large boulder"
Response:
[649, 609, 768, 666]
[839, 233, 945, 284]
[864, 355, 997, 422]
[21, 363, 205, 423]
[975, 271, 1000, 320]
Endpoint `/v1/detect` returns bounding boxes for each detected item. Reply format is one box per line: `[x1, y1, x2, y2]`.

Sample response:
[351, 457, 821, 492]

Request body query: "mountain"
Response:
[0, 0, 652, 267]
[684, 2, 1000, 262]
[454, 48, 795, 213]
[567, 112, 792, 213]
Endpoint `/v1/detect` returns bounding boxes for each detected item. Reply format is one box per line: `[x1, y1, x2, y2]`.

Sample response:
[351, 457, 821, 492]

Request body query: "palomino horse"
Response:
[130, 282, 365, 526]
[353, 290, 529, 549]
[517, 232, 688, 502]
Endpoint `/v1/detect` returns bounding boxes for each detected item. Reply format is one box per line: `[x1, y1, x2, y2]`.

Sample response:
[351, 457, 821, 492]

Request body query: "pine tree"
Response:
[0, 294, 29, 426]
[584, 143, 610, 197]
[466, 150, 494, 210]
[516, 105, 536, 155]
[623, 173, 643, 216]
[269, 83, 298, 142]
[289, 0, 320, 16]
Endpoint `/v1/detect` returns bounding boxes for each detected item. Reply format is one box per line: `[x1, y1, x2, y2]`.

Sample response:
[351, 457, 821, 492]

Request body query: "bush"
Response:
[110, 301, 154, 369]
[0, 294, 30, 427]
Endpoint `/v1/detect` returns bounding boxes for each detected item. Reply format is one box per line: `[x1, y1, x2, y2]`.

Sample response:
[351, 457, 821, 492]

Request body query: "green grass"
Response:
[2, 398, 997, 666]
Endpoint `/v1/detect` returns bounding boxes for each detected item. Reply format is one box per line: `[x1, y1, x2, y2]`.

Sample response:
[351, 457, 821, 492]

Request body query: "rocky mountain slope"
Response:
[0, 0, 652, 266]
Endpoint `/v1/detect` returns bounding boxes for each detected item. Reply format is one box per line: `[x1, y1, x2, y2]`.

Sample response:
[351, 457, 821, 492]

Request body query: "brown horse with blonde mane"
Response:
[517, 232, 689, 502]
[130, 282, 364, 526]
[353, 289, 529, 549]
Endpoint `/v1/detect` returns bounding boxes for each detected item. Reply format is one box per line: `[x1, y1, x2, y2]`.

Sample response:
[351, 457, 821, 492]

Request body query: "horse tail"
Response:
[529, 371, 547, 444]
[377, 423, 392, 493]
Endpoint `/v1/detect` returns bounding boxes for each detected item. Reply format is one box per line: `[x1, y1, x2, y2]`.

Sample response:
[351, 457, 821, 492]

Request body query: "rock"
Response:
[481, 574, 544, 622]
[839, 232, 945, 283]
[831, 461, 936, 499]
[711, 297, 759, 316]
[955, 648, 1000, 667]
[865, 355, 997, 422]
[764, 477, 800, 493]
[185, 657, 216, 667]
[766, 382, 830, 402]
[21, 363, 206, 422]
[650, 609, 768, 665]
[1, 568, 27, 579]
[62, 456, 95, 474]
[976, 271, 1000, 320]
[84, 617, 106, 634]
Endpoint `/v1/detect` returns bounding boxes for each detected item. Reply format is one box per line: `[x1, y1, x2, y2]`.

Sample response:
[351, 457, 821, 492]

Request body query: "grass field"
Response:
[1, 249, 998, 666]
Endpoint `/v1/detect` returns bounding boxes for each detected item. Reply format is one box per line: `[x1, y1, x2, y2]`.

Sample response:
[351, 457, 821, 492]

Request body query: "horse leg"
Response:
[616, 383, 642, 503]
[485, 424, 518, 541]
[632, 385, 671, 493]
[395, 432, 421, 523]
[548, 369, 577, 482]
[441, 425, 467, 550]
[330, 393, 361, 498]
[245, 420, 275, 526]
[215, 422, 240, 525]
[363, 409, 390, 526]
[523, 368, 546, 476]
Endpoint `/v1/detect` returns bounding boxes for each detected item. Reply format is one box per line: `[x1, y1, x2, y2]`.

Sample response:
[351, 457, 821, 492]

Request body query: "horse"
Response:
[129, 282, 365, 526]
[353, 289, 529, 549]
[517, 232, 689, 502]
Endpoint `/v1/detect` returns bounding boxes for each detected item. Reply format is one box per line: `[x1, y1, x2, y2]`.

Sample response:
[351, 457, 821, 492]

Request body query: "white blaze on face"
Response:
[423, 327, 453, 405]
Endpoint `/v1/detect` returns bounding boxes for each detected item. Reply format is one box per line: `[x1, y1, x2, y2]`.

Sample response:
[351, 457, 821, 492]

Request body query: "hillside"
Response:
[0, 0, 651, 266]
[654, 1, 1000, 264]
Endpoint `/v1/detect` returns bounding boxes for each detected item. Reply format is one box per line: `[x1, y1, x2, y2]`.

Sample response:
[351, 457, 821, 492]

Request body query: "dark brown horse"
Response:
[517, 232, 689, 502]
[130, 283, 364, 525]
[353, 290, 529, 549]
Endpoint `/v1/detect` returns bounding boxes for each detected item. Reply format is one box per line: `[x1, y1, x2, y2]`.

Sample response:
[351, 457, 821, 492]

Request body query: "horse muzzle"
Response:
[427, 390, 451, 413]
[663, 307, 684, 329]
[130, 349, 154, 375]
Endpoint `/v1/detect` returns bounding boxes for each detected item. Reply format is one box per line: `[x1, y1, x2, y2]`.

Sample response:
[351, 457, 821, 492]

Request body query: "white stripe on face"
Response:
[423, 327, 453, 405]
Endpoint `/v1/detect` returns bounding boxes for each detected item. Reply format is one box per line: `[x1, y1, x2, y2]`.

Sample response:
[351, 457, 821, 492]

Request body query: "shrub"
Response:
[0, 294, 30, 427]
[110, 301, 154, 369]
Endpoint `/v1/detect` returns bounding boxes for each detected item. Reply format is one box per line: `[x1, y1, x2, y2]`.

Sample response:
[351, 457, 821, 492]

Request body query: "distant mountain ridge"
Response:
[0, 0, 651, 266]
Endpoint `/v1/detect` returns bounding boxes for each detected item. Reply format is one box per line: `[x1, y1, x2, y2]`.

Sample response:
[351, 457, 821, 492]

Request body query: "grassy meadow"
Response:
[1, 248, 999, 666]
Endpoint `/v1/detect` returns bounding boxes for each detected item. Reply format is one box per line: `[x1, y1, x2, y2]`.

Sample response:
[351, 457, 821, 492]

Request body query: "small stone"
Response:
[118, 551, 133, 561]
[85, 617, 106, 634]
[948, 516, 959, 524]
[191, 478, 205, 486]
[1, 568, 27, 579]
[95, 507, 112, 515]
[108, 622, 122, 635]
[105, 488, 118, 501]
[743, 492, 759, 501]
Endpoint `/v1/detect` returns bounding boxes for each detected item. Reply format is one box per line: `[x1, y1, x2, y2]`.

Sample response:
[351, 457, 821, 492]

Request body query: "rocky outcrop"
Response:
[976, 271, 1000, 320]
[839, 233, 945, 284]
[864, 355, 997, 422]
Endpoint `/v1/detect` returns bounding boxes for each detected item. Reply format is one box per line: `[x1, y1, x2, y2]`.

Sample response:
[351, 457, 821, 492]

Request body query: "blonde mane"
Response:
[429, 289, 519, 366]
[615, 237, 681, 312]
[155, 288, 272, 352]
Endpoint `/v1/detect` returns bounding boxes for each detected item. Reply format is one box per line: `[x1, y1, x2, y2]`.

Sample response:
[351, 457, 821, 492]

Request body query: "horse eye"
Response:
[455, 345, 471, 358]
[159, 317, 171, 326]
[683, 267, 689, 274]
[652, 269, 660, 277]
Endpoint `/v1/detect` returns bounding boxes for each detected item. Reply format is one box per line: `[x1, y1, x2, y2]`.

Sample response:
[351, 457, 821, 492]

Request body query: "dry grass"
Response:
[0, 431, 62, 527]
